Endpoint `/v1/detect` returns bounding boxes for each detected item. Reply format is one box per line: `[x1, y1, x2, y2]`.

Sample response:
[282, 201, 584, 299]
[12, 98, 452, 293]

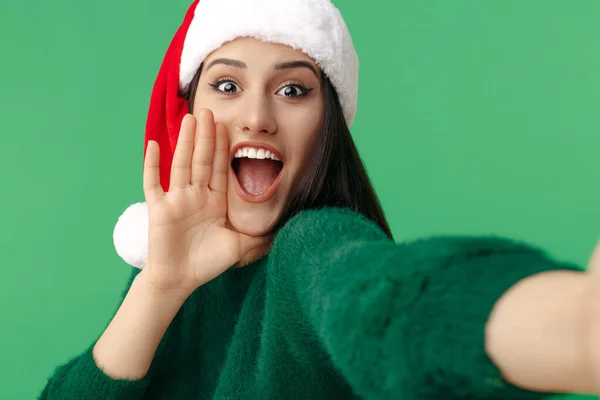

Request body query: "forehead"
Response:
[204, 37, 319, 69]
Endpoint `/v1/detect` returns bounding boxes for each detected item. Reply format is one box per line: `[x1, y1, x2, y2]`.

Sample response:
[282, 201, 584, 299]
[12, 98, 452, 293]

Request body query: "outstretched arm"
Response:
[268, 207, 592, 399]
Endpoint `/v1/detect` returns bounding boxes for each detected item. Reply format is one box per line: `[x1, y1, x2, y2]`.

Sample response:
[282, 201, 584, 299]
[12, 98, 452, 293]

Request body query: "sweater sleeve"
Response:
[268, 206, 583, 400]
[39, 268, 151, 400]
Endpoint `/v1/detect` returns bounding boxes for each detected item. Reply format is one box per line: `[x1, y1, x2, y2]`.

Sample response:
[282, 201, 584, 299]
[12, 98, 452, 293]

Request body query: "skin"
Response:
[92, 37, 600, 397]
[193, 37, 324, 238]
[92, 38, 326, 379]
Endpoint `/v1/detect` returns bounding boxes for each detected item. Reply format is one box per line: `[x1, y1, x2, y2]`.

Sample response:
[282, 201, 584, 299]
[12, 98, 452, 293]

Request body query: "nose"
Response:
[236, 92, 277, 135]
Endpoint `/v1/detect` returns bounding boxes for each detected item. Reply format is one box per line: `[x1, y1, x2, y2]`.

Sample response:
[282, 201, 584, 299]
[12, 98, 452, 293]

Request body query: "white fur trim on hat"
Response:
[113, 202, 148, 269]
[179, 0, 359, 127]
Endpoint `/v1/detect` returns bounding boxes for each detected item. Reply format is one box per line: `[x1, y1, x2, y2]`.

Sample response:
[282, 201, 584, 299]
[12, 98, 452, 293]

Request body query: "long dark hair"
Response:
[182, 64, 394, 240]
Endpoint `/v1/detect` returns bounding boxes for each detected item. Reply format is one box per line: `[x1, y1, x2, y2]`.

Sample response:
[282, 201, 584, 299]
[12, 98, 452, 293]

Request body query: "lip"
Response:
[230, 140, 285, 203]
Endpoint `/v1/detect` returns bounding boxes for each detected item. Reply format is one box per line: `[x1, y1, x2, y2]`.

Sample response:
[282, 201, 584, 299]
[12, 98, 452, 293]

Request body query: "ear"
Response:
[113, 202, 148, 269]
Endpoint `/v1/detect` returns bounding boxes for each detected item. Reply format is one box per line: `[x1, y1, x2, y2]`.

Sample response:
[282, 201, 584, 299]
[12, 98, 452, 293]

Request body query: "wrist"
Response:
[134, 268, 193, 305]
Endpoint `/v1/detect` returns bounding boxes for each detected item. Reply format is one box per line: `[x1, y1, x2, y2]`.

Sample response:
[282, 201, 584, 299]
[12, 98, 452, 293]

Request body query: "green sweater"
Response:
[40, 206, 580, 399]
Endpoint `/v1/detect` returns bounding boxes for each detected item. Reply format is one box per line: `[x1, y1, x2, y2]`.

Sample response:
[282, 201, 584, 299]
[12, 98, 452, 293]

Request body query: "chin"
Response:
[226, 200, 282, 237]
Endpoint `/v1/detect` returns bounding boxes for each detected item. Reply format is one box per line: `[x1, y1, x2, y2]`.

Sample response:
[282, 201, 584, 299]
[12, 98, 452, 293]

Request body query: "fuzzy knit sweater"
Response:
[40, 206, 581, 399]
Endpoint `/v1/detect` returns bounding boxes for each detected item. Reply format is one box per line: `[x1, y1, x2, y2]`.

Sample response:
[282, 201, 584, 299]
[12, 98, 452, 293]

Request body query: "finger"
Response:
[169, 114, 197, 190]
[209, 122, 229, 194]
[191, 109, 216, 188]
[143, 140, 165, 204]
[587, 242, 600, 275]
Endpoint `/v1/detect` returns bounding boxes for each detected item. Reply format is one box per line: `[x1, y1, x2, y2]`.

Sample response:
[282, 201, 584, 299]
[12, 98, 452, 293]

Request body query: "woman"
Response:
[40, 0, 600, 398]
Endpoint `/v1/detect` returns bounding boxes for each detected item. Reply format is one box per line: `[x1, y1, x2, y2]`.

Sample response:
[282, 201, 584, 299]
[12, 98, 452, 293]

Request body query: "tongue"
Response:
[237, 159, 280, 195]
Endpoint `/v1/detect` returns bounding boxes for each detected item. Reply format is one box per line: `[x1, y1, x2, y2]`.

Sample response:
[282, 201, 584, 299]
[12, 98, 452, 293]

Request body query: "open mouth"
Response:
[231, 144, 284, 201]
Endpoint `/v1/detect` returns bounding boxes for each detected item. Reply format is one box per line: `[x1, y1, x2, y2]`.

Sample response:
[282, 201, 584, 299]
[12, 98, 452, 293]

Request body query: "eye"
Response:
[209, 79, 241, 95]
[276, 84, 312, 98]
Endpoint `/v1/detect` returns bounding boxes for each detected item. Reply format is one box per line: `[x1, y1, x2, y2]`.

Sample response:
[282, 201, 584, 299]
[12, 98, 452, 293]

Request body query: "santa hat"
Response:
[113, 0, 359, 268]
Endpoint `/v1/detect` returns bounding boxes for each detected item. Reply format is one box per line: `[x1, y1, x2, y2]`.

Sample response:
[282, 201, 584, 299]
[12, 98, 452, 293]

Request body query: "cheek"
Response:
[286, 116, 322, 169]
[192, 100, 238, 144]
[298, 107, 323, 150]
[192, 88, 233, 124]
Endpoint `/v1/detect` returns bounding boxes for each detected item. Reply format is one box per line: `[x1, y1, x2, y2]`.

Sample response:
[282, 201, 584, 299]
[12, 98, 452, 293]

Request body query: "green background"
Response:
[1, 0, 598, 398]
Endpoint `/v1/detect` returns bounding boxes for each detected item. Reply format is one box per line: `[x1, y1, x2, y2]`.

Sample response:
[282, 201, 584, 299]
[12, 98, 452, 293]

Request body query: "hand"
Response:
[140, 109, 272, 295]
[584, 243, 600, 393]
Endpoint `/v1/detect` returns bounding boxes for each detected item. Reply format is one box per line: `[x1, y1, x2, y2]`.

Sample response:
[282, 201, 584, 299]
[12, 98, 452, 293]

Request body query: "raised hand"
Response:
[140, 109, 272, 295]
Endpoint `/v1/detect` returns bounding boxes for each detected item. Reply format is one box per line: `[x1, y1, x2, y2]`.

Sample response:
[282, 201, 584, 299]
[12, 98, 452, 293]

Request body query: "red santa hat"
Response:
[113, 0, 359, 268]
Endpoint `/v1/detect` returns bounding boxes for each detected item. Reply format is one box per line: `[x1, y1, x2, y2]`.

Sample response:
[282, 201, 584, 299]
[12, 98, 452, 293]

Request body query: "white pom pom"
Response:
[113, 202, 148, 269]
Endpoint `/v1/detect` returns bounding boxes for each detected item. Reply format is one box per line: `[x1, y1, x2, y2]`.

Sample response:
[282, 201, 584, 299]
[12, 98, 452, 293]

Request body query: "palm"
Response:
[142, 111, 270, 292]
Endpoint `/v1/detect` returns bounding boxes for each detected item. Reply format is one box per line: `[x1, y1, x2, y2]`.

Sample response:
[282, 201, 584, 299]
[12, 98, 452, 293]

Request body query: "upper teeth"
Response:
[234, 146, 280, 161]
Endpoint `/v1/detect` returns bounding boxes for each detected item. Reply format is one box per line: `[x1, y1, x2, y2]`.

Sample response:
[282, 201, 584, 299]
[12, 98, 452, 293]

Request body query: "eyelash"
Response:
[208, 78, 313, 98]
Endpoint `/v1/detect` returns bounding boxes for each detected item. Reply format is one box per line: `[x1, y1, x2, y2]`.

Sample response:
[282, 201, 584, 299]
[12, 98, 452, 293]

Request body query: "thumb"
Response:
[235, 233, 274, 267]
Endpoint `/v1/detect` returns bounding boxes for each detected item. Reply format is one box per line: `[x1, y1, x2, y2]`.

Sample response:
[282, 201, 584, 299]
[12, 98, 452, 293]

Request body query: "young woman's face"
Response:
[192, 37, 324, 237]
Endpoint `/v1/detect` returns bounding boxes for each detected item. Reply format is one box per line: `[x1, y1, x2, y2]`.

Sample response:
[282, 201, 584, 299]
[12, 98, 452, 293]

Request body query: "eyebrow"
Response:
[274, 61, 319, 78]
[205, 58, 247, 70]
[205, 58, 319, 77]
